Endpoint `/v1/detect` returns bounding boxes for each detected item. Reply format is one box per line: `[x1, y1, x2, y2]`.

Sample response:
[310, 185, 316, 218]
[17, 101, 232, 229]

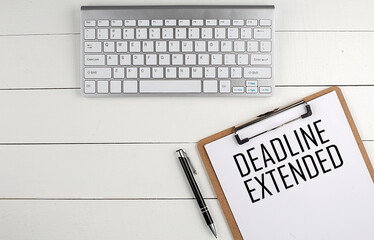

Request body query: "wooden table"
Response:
[1, 0, 373, 239]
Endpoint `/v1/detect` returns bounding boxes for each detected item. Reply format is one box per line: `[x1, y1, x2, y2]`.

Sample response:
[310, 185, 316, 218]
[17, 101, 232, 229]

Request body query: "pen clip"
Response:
[176, 149, 197, 175]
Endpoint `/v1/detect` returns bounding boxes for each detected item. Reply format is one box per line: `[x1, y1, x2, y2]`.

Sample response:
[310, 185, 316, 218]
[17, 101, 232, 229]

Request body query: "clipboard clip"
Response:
[234, 100, 312, 145]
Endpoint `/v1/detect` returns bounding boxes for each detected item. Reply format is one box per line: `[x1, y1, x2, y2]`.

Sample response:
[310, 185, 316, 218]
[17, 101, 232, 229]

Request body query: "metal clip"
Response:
[234, 100, 312, 145]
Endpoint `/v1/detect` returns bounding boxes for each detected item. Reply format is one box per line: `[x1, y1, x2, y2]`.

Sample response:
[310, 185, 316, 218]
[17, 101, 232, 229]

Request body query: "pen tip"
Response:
[209, 224, 217, 238]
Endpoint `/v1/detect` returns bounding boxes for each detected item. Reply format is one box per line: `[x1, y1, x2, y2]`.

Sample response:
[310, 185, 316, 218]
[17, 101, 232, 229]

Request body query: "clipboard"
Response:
[197, 86, 374, 240]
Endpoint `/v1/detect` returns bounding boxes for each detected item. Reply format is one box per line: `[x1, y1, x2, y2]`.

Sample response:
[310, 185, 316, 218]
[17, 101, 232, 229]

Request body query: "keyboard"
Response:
[81, 6, 274, 96]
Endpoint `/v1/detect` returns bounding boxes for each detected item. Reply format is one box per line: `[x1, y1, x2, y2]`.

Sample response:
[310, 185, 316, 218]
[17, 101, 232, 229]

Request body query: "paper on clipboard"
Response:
[204, 91, 374, 240]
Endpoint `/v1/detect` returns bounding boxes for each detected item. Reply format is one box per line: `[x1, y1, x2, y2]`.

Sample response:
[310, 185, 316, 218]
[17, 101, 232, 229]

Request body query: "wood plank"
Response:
[0, 87, 372, 143]
[0, 144, 216, 198]
[0, 199, 233, 240]
[0, 142, 372, 199]
[1, 0, 374, 35]
[1, 33, 374, 89]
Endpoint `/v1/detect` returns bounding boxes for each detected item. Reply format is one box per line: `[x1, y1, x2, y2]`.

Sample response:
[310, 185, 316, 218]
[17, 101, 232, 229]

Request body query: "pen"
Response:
[176, 149, 217, 238]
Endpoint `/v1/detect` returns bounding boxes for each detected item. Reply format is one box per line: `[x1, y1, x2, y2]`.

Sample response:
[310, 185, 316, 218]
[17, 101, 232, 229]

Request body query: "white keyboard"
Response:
[81, 6, 274, 96]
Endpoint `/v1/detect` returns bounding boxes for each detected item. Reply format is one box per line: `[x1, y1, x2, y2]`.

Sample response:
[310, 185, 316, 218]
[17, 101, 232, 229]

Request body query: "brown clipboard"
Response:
[197, 86, 374, 240]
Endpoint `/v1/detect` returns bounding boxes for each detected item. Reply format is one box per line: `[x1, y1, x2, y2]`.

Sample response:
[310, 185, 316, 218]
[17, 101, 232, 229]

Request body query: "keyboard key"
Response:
[188, 28, 200, 39]
[260, 41, 272, 52]
[228, 28, 239, 39]
[84, 29, 95, 39]
[124, 20, 136, 26]
[206, 19, 217, 26]
[129, 41, 141, 52]
[178, 20, 190, 26]
[172, 54, 183, 65]
[254, 28, 271, 39]
[151, 20, 163, 26]
[251, 54, 272, 65]
[126, 68, 138, 78]
[152, 67, 164, 78]
[113, 68, 125, 78]
[159, 54, 170, 65]
[211, 54, 222, 65]
[202, 28, 213, 39]
[138, 20, 150, 26]
[234, 41, 245, 52]
[185, 54, 197, 65]
[247, 41, 259, 52]
[136, 28, 148, 39]
[156, 41, 167, 52]
[123, 81, 138, 93]
[195, 41, 206, 52]
[165, 19, 177, 26]
[231, 67, 242, 78]
[116, 42, 128, 52]
[243, 67, 271, 78]
[176, 28, 187, 39]
[98, 20, 109, 27]
[192, 20, 203, 26]
[246, 20, 258, 26]
[208, 41, 219, 52]
[204, 67, 216, 78]
[219, 80, 231, 93]
[140, 67, 151, 78]
[110, 29, 121, 39]
[260, 86, 272, 93]
[233, 87, 244, 93]
[198, 54, 209, 65]
[84, 81, 96, 93]
[111, 20, 123, 26]
[233, 20, 244, 26]
[246, 80, 257, 86]
[240, 28, 252, 39]
[85, 55, 105, 66]
[214, 28, 226, 39]
[224, 54, 236, 65]
[166, 67, 177, 78]
[84, 42, 102, 52]
[84, 20, 96, 27]
[219, 20, 230, 26]
[237, 54, 249, 65]
[120, 55, 131, 65]
[143, 41, 154, 52]
[146, 54, 158, 65]
[139, 80, 201, 93]
[97, 29, 109, 39]
[132, 54, 144, 65]
[260, 19, 272, 26]
[221, 41, 232, 52]
[110, 81, 122, 93]
[162, 28, 174, 39]
[218, 67, 229, 78]
[179, 67, 190, 78]
[247, 86, 258, 93]
[149, 28, 161, 39]
[85, 68, 111, 79]
[103, 42, 115, 52]
[123, 28, 135, 39]
[182, 41, 193, 52]
[203, 80, 218, 93]
[192, 67, 203, 78]
[169, 41, 180, 52]
[97, 81, 109, 93]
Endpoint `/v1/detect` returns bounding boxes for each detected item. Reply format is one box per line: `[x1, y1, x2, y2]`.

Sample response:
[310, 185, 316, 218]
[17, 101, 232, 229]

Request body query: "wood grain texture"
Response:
[0, 87, 372, 143]
[0, 142, 373, 199]
[1, 0, 374, 35]
[1, 33, 374, 89]
[0, 199, 233, 240]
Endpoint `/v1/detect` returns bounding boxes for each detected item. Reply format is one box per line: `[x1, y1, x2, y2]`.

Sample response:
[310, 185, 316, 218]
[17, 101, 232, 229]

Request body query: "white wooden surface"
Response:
[1, 0, 373, 239]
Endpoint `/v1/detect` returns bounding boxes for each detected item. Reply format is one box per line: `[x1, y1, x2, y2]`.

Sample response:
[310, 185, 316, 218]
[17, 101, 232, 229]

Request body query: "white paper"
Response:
[205, 91, 374, 240]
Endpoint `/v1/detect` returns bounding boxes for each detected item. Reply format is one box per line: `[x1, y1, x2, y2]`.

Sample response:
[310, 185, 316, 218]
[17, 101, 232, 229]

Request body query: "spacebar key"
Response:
[140, 80, 201, 93]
